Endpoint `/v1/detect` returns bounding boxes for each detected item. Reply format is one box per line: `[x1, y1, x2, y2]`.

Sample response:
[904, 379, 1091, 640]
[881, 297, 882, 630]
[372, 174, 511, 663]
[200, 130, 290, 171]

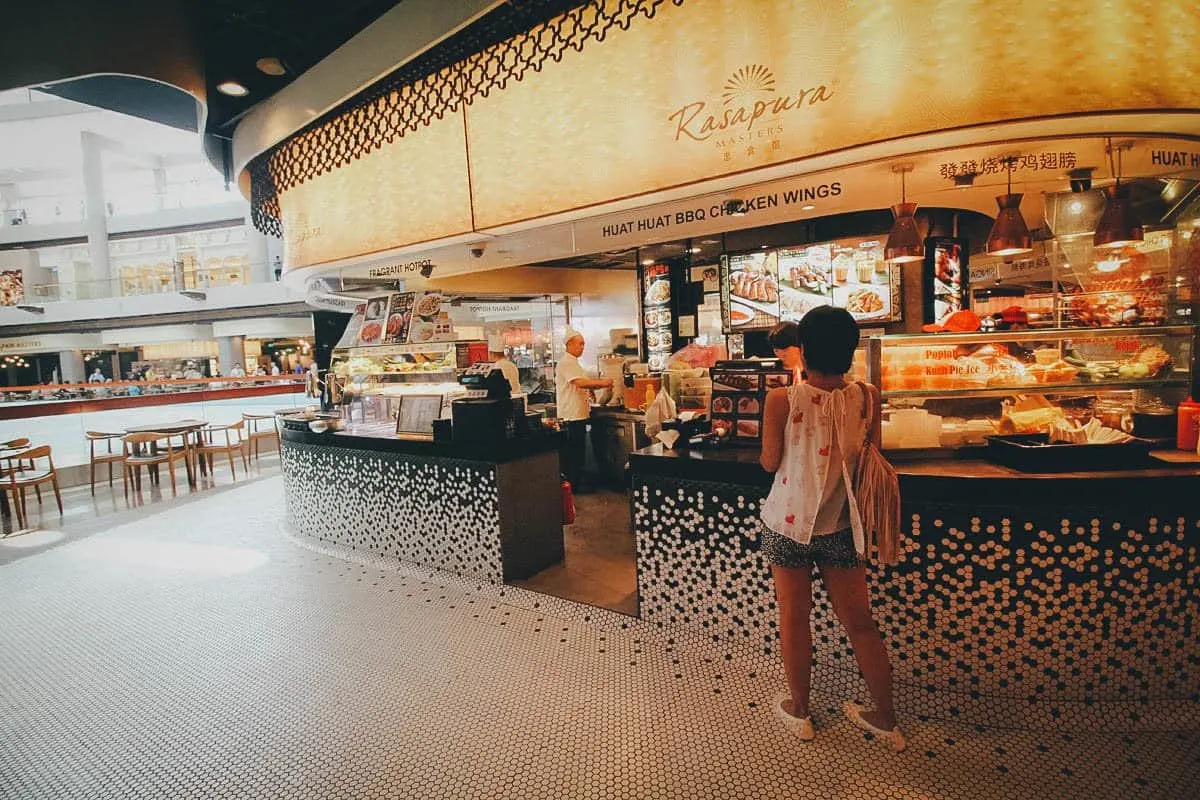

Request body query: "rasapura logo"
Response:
[668, 63, 833, 142]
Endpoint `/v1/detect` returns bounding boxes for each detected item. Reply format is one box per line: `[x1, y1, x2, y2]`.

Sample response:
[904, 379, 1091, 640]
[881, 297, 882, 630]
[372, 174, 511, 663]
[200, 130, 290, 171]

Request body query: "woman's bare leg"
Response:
[822, 564, 897, 729]
[771, 563, 814, 717]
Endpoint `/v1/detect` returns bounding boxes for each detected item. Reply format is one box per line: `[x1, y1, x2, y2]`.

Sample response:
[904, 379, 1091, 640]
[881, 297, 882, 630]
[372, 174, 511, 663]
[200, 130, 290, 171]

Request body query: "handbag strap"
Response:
[855, 381, 873, 448]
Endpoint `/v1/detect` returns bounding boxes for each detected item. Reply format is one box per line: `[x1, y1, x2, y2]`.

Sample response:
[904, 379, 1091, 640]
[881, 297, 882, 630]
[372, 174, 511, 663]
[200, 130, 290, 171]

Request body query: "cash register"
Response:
[450, 362, 526, 443]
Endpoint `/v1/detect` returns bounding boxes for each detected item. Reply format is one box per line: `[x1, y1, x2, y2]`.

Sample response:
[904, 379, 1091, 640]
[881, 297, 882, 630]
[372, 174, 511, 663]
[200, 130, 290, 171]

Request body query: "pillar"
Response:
[58, 350, 85, 384]
[216, 336, 245, 375]
[80, 131, 112, 299]
[246, 216, 271, 284]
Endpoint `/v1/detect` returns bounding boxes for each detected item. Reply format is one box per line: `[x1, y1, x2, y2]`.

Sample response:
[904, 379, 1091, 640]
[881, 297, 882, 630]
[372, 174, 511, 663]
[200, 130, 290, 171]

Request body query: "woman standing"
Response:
[758, 308, 903, 750]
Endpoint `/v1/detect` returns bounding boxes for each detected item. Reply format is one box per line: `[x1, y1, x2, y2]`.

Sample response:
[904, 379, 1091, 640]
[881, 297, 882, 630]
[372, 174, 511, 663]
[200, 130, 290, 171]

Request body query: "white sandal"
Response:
[843, 700, 906, 751]
[773, 694, 814, 741]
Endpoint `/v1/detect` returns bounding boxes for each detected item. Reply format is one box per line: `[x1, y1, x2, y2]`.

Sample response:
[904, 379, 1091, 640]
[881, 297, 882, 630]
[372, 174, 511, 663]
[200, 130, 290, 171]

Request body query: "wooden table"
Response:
[124, 420, 209, 486]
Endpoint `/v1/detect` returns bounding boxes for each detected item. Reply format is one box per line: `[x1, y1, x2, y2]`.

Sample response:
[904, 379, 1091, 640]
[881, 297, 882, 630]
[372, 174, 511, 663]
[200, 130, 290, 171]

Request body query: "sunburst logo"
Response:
[722, 65, 776, 106]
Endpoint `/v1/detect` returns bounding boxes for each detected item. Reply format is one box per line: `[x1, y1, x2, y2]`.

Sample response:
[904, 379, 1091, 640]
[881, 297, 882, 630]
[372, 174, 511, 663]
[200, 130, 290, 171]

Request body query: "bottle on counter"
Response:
[1177, 397, 1200, 451]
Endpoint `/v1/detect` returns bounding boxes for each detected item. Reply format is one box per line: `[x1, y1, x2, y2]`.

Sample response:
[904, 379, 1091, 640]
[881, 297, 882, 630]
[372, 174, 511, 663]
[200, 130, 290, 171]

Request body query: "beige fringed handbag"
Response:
[853, 382, 902, 565]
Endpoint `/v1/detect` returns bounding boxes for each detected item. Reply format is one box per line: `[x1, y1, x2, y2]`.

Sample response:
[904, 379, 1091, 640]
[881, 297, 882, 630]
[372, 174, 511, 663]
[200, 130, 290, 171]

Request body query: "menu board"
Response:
[709, 368, 793, 445]
[642, 264, 673, 371]
[778, 245, 834, 321]
[926, 237, 968, 326]
[355, 296, 390, 346]
[722, 237, 902, 331]
[383, 292, 415, 344]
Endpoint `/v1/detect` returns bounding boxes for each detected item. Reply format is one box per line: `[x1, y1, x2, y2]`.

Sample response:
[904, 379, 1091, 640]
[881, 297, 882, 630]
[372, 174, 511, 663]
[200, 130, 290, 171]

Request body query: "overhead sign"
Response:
[575, 175, 844, 252]
[0, 333, 104, 354]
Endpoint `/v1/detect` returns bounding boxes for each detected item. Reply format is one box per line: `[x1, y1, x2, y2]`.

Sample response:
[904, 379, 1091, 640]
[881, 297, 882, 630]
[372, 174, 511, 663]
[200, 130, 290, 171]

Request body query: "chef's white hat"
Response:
[564, 325, 584, 344]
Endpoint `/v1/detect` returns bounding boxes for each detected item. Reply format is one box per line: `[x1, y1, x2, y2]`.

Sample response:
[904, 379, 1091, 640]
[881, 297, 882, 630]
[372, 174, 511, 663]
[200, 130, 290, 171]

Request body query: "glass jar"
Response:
[832, 247, 854, 285]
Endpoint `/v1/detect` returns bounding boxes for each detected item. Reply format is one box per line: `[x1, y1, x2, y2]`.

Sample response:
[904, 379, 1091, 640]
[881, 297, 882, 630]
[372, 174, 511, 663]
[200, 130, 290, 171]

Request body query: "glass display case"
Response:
[865, 325, 1197, 451]
[327, 341, 487, 428]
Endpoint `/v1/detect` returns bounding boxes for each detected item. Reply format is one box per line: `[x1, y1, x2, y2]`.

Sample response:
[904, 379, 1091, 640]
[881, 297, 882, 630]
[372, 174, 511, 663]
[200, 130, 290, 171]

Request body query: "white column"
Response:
[216, 336, 245, 375]
[80, 131, 112, 299]
[58, 350, 85, 384]
[245, 216, 271, 284]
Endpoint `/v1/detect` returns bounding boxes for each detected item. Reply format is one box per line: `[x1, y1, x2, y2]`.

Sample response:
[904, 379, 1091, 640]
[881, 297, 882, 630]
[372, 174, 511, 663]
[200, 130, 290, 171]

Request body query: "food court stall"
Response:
[627, 169, 1200, 729]
[280, 289, 565, 583]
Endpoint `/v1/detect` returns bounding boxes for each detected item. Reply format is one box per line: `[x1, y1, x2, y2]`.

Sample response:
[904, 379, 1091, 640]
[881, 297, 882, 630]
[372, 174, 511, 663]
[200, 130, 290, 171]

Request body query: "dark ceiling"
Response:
[201, 0, 404, 136]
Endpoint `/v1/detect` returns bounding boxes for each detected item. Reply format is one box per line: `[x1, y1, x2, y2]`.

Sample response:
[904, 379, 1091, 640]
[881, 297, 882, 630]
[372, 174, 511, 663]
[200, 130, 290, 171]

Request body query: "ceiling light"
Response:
[1094, 141, 1143, 249]
[641, 259, 654, 266]
[885, 164, 924, 264]
[217, 81, 249, 97]
[255, 57, 287, 76]
[688, 247, 701, 254]
[986, 157, 1033, 257]
[801, 204, 816, 211]
[1068, 199, 1084, 215]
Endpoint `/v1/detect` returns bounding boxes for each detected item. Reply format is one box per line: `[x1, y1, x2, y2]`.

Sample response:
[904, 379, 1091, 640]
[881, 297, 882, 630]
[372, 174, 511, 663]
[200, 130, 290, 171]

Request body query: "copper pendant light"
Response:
[1094, 142, 1143, 249]
[885, 165, 924, 264]
[985, 157, 1032, 256]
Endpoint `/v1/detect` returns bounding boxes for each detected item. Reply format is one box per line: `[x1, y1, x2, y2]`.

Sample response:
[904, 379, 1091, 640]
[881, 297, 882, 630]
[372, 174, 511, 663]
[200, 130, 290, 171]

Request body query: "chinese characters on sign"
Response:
[937, 152, 1078, 179]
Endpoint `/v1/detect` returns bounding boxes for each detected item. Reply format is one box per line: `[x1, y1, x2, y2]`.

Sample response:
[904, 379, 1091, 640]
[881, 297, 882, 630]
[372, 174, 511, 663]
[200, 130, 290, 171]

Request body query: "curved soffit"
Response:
[0, 0, 205, 132]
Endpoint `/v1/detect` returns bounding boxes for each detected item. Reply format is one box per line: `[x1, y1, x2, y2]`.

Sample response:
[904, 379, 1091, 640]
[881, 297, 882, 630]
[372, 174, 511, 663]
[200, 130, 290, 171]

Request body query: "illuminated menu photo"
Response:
[721, 237, 902, 333]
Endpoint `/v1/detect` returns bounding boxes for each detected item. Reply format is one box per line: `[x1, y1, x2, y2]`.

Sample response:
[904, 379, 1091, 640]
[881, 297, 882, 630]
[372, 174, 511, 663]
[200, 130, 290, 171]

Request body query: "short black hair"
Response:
[796, 306, 859, 374]
[767, 321, 801, 351]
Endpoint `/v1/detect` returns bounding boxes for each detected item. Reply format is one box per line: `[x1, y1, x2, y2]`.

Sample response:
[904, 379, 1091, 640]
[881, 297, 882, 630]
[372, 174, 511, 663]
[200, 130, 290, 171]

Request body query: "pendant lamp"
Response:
[1094, 142, 1143, 249]
[885, 165, 924, 264]
[985, 157, 1032, 257]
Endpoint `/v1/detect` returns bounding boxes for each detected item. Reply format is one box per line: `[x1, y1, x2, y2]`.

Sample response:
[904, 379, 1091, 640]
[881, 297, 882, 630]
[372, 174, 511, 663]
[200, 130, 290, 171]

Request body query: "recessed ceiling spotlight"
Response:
[801, 204, 816, 211]
[641, 258, 655, 266]
[217, 81, 249, 97]
[688, 247, 702, 254]
[255, 57, 287, 76]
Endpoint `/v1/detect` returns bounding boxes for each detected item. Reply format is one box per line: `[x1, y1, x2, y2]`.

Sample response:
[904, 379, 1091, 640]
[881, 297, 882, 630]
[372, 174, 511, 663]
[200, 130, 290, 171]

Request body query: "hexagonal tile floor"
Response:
[1, 477, 1196, 799]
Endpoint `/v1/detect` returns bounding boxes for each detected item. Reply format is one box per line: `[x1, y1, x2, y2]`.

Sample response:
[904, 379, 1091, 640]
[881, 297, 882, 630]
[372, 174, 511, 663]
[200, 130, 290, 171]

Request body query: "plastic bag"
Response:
[644, 387, 677, 437]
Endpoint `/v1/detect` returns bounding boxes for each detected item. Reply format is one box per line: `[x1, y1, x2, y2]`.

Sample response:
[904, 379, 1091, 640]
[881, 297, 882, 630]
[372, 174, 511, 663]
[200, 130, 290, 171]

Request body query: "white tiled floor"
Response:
[1, 477, 1197, 799]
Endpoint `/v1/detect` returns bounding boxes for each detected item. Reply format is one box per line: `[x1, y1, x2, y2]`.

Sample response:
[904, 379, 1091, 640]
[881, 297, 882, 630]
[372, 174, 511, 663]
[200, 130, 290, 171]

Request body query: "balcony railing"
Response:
[26, 264, 274, 303]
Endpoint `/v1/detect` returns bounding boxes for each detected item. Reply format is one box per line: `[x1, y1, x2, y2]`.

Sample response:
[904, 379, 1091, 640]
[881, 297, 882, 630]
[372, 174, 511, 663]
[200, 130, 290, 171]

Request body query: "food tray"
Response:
[985, 434, 1152, 472]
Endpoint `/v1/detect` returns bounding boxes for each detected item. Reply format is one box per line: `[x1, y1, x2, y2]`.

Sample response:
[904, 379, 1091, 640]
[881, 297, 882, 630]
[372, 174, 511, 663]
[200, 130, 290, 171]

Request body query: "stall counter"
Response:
[628, 443, 1200, 730]
[281, 426, 565, 583]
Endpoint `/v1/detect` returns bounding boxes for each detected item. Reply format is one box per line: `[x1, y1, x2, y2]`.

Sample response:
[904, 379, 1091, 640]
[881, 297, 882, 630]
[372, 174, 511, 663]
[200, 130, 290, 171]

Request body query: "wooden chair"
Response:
[86, 431, 126, 495]
[242, 413, 279, 461]
[1, 437, 32, 472]
[4, 445, 63, 528]
[196, 421, 248, 481]
[123, 433, 193, 497]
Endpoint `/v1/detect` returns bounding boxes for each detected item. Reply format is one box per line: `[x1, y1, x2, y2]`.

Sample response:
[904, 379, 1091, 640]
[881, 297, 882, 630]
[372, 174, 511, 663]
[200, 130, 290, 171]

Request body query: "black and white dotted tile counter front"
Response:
[282, 440, 504, 583]
[633, 475, 1200, 731]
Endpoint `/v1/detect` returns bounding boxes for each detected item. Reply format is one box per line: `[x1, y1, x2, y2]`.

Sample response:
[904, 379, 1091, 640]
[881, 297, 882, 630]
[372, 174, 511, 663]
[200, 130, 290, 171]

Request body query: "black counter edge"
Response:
[281, 427, 565, 463]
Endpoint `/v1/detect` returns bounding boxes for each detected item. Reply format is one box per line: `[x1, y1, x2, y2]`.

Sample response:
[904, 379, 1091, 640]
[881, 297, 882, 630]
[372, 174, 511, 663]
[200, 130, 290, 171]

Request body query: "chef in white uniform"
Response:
[555, 326, 612, 491]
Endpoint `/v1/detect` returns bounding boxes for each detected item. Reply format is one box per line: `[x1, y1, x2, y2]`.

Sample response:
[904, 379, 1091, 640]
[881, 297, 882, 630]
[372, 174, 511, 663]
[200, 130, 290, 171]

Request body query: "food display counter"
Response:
[283, 330, 565, 583]
[628, 442, 1200, 729]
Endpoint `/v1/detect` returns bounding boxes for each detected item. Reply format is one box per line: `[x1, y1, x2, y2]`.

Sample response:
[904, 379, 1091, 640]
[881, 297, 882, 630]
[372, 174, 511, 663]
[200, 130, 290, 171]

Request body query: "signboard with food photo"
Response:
[355, 296, 390, 346]
[924, 237, 969, 328]
[723, 237, 901, 332]
[709, 368, 792, 445]
[383, 293, 416, 344]
[641, 263, 674, 371]
[722, 251, 780, 331]
[0, 271, 24, 307]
